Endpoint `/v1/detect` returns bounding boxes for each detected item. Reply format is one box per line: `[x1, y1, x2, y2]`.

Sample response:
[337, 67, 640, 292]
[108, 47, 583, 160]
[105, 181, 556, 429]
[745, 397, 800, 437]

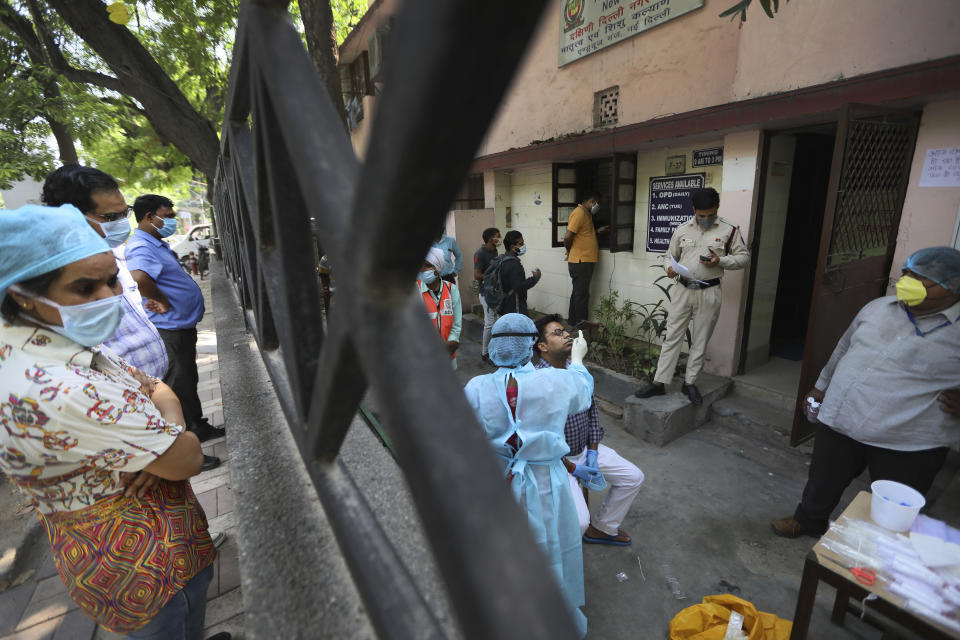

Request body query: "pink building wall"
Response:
[889, 100, 960, 289]
[481, 0, 960, 156]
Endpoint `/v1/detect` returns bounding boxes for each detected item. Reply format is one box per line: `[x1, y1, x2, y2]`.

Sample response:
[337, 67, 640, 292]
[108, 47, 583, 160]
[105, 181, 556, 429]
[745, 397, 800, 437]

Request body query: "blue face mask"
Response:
[696, 215, 717, 229]
[420, 270, 438, 285]
[87, 216, 131, 248]
[152, 215, 179, 238]
[516, 245, 527, 256]
[13, 288, 125, 347]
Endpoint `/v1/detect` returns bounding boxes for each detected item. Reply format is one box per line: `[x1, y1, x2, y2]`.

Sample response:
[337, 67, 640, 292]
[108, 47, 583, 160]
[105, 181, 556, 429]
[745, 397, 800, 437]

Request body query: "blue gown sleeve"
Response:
[564, 364, 594, 415]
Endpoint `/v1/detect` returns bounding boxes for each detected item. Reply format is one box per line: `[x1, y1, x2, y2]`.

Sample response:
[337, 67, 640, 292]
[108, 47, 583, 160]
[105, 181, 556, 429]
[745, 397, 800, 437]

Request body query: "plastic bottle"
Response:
[805, 397, 820, 423]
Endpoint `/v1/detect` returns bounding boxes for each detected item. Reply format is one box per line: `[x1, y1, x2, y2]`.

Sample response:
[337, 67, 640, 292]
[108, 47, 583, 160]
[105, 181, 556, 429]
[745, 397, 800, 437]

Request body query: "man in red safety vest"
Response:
[418, 247, 463, 368]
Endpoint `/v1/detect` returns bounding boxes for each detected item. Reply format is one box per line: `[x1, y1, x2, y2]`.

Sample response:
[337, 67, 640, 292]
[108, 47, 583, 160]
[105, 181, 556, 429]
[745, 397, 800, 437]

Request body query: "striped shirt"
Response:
[535, 358, 603, 455]
[103, 247, 168, 378]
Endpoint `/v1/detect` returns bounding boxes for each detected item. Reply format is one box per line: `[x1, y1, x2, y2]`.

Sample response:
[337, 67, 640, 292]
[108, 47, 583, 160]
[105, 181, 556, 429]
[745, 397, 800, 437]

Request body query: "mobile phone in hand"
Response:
[699, 254, 712, 263]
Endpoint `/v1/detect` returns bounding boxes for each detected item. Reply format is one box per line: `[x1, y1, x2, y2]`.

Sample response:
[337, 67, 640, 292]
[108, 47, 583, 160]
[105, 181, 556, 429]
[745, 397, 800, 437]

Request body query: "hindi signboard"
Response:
[646, 173, 704, 253]
[559, 0, 704, 67]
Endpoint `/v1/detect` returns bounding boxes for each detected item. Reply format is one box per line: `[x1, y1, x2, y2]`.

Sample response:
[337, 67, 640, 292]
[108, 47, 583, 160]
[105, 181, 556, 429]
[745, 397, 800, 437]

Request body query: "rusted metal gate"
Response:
[212, 1, 578, 638]
[792, 104, 919, 445]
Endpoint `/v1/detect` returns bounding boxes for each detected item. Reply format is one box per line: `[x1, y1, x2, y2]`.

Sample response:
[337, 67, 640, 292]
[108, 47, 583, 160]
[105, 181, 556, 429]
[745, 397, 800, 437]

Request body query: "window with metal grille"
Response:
[552, 154, 636, 252]
[340, 51, 372, 104]
[594, 86, 619, 128]
[452, 173, 485, 210]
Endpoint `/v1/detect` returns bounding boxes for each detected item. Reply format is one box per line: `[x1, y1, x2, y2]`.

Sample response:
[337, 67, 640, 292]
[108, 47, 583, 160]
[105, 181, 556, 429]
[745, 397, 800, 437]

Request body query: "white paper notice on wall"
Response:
[919, 147, 960, 187]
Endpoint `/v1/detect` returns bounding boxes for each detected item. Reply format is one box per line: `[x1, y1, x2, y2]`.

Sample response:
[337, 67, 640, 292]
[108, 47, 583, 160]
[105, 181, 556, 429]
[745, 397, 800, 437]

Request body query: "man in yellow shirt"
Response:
[564, 192, 608, 327]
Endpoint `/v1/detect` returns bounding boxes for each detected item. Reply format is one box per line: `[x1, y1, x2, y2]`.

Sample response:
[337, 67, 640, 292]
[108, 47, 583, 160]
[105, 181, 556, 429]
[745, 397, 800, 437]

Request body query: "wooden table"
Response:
[790, 491, 960, 639]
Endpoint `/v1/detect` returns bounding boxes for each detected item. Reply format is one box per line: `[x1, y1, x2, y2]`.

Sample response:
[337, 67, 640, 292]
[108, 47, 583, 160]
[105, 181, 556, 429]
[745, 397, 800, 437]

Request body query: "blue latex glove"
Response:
[583, 470, 607, 492]
[585, 448, 598, 470]
[572, 463, 607, 491]
[571, 464, 593, 483]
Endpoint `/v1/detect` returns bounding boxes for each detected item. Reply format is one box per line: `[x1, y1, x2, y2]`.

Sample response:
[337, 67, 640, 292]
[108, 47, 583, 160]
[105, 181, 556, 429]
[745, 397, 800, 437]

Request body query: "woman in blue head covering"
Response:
[463, 313, 595, 637]
[0, 205, 221, 639]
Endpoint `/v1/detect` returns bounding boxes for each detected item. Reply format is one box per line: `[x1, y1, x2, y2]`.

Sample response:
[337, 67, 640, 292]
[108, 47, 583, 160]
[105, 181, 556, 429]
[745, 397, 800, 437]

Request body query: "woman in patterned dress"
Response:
[0, 205, 224, 639]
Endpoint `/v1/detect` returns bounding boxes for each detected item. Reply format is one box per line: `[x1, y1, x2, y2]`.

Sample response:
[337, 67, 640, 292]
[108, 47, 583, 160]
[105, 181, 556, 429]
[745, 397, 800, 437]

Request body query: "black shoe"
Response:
[190, 420, 226, 443]
[681, 383, 703, 405]
[201, 455, 221, 472]
[634, 381, 665, 398]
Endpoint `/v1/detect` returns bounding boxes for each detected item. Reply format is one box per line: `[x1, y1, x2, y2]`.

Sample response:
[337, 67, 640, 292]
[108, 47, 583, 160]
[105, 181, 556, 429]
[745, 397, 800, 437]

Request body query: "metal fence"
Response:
[212, 1, 578, 638]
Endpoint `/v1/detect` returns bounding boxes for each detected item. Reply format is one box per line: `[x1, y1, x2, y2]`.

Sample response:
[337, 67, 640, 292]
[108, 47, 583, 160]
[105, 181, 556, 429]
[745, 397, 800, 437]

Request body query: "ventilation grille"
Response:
[594, 86, 619, 128]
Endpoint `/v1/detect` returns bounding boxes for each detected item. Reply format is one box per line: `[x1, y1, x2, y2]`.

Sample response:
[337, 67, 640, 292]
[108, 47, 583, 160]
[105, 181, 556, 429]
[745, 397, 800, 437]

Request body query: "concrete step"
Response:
[710, 392, 810, 451]
[730, 377, 798, 413]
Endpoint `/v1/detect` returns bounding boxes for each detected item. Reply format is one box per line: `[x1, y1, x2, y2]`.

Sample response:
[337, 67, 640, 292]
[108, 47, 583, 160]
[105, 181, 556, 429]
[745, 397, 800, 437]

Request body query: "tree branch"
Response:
[0, 0, 124, 92]
[24, 0, 125, 92]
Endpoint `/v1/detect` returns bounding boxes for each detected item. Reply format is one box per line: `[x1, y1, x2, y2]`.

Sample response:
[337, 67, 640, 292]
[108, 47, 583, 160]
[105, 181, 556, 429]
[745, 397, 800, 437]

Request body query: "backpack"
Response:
[481, 254, 518, 312]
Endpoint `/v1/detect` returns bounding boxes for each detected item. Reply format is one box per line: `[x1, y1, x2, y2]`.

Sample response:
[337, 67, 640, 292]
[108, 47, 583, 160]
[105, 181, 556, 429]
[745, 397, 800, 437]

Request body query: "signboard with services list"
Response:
[559, 0, 704, 67]
[646, 173, 704, 253]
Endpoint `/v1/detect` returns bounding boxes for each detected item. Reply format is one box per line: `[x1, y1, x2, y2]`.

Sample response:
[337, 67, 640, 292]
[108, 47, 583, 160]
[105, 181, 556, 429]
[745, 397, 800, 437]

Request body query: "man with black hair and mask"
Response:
[127, 194, 225, 449]
[499, 230, 541, 316]
[40, 165, 168, 380]
[564, 191, 608, 328]
[635, 187, 749, 405]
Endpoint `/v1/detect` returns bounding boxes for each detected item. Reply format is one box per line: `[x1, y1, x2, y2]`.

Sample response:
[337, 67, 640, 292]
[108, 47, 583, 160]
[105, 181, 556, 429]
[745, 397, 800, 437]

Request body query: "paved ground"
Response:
[453, 313, 959, 639]
[0, 274, 244, 640]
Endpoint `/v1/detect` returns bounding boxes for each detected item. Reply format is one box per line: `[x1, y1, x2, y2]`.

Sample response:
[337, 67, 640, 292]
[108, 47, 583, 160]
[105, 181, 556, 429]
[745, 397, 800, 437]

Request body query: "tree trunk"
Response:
[298, 0, 347, 128]
[46, 0, 220, 185]
[43, 111, 78, 165]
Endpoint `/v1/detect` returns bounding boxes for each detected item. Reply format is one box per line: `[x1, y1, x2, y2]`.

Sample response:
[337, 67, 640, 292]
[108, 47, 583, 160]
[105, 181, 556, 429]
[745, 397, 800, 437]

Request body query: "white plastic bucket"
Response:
[870, 480, 925, 532]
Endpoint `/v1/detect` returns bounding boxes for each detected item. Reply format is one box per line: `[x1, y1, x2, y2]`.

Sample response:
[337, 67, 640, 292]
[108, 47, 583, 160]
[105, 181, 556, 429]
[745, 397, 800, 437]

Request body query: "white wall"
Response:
[744, 134, 795, 369]
[1, 177, 43, 209]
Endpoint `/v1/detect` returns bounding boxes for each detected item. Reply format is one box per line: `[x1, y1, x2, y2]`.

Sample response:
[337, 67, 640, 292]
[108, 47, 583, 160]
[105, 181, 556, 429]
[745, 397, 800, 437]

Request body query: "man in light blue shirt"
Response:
[127, 194, 224, 443]
[432, 227, 463, 284]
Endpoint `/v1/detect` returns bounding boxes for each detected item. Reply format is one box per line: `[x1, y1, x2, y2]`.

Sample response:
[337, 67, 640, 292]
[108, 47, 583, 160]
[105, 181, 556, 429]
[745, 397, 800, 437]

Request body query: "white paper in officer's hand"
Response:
[670, 255, 709, 285]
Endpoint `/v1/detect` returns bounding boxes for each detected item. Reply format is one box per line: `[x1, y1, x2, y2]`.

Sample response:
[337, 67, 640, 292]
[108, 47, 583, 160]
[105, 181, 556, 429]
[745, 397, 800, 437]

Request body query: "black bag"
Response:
[481, 254, 517, 313]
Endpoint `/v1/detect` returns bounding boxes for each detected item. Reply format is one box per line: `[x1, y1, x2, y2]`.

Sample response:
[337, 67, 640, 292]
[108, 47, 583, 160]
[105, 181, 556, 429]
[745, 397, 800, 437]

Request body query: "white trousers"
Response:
[653, 284, 722, 385]
[566, 443, 644, 536]
[479, 296, 498, 356]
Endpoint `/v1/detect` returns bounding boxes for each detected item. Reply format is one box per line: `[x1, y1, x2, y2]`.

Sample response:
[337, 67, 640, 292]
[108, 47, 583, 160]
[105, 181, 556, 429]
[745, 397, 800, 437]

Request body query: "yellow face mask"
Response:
[895, 275, 928, 307]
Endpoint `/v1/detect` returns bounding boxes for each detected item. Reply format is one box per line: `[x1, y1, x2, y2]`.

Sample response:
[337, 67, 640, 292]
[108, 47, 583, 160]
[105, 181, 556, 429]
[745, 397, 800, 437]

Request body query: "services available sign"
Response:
[559, 0, 704, 67]
[646, 174, 704, 253]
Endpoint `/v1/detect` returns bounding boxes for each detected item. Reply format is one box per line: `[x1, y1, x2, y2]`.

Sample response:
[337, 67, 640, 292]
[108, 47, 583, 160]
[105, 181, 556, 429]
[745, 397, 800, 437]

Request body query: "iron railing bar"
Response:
[246, 4, 357, 253]
[307, 457, 446, 640]
[225, 125, 260, 313]
[216, 1, 579, 636]
[335, 0, 576, 632]
[248, 89, 326, 420]
[304, 311, 367, 461]
[222, 3, 252, 124]
[349, 294, 580, 639]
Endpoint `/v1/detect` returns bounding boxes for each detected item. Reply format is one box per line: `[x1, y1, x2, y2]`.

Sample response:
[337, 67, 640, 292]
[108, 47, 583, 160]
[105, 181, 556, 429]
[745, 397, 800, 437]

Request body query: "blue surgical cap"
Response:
[489, 313, 538, 368]
[903, 246, 960, 294]
[0, 204, 110, 294]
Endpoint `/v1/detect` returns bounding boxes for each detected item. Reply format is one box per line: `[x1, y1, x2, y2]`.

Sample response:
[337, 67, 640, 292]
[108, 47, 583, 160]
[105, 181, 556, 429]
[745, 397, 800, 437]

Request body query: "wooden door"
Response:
[791, 104, 919, 445]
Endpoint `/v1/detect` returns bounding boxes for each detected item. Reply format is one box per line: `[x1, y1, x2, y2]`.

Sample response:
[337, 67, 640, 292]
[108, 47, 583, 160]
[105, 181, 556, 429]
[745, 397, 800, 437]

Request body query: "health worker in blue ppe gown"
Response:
[463, 313, 594, 638]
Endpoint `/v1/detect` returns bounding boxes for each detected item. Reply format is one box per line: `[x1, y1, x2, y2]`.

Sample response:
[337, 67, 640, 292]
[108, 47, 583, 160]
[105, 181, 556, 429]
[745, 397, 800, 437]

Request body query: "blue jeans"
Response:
[127, 564, 214, 640]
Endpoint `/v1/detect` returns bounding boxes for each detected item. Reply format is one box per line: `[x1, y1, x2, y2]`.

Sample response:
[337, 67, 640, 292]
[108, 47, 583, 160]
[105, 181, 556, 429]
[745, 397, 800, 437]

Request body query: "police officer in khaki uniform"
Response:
[635, 187, 749, 404]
